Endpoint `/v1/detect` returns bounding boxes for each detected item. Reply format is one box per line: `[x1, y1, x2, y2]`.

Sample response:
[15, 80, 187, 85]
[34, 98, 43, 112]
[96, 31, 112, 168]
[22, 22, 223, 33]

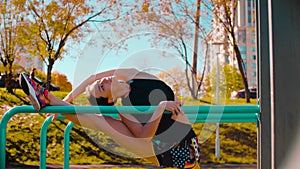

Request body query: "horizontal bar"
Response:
[48, 112, 258, 123]
[4, 105, 259, 114]
[3, 105, 259, 123]
[198, 119, 258, 123]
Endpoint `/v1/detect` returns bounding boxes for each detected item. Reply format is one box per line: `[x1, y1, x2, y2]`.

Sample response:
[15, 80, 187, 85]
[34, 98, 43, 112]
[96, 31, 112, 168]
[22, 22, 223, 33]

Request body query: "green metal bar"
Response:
[40, 115, 54, 169]
[0, 120, 6, 169]
[0, 106, 38, 169]
[196, 118, 258, 123]
[64, 122, 74, 169]
[0, 105, 260, 169]
[187, 113, 259, 123]
[34, 105, 259, 115]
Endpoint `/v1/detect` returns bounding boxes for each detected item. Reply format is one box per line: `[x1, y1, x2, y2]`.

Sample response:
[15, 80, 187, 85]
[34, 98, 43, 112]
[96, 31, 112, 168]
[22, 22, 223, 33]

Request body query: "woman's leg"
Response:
[20, 73, 159, 164]
[46, 93, 144, 137]
[24, 91, 158, 163]
[48, 92, 160, 165]
[67, 113, 159, 165]
[43, 94, 158, 162]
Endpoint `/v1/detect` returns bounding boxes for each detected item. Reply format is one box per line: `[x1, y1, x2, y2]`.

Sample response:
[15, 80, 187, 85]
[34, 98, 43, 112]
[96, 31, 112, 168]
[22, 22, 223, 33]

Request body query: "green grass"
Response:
[0, 88, 258, 165]
[181, 96, 258, 106]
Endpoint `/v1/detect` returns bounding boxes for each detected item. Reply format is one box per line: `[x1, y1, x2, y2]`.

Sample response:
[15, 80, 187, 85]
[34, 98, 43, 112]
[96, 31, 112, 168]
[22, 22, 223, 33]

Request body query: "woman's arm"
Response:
[103, 68, 158, 81]
[63, 68, 150, 102]
[120, 101, 183, 139]
[63, 70, 116, 102]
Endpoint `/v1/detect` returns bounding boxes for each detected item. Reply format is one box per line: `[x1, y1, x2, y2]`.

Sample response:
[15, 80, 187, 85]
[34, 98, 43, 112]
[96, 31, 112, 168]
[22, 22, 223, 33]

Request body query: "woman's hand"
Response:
[159, 101, 183, 116]
[159, 100, 191, 125]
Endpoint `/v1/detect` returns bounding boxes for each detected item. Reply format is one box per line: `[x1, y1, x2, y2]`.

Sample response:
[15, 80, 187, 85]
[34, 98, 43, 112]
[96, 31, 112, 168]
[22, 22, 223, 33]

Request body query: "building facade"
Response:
[203, 0, 257, 88]
[236, 0, 257, 88]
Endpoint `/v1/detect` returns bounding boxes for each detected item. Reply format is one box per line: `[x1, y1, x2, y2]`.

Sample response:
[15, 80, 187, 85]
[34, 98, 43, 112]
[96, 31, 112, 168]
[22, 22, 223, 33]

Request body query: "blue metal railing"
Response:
[0, 105, 260, 169]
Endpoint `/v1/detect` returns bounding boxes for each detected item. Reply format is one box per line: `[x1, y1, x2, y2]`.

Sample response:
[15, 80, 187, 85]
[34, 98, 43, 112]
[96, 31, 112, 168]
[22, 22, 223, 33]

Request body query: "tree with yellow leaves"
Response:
[18, 0, 126, 90]
[109, 0, 212, 100]
[0, 0, 28, 92]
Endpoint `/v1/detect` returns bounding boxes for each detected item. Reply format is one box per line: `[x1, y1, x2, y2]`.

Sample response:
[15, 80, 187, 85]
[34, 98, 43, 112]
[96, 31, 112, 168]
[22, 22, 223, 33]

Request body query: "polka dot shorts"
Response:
[170, 147, 191, 168]
[169, 137, 200, 168]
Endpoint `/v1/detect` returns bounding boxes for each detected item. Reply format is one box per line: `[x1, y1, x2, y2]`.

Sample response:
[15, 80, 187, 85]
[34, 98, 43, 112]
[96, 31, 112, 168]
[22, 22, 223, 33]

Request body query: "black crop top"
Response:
[121, 79, 175, 106]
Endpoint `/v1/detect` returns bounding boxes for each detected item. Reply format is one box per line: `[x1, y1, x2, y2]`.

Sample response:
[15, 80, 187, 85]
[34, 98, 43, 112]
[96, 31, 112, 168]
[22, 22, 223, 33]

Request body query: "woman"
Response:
[19, 68, 200, 169]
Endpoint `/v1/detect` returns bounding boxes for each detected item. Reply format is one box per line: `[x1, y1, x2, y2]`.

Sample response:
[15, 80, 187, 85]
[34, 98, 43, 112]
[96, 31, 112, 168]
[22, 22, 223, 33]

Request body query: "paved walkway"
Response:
[7, 163, 256, 169]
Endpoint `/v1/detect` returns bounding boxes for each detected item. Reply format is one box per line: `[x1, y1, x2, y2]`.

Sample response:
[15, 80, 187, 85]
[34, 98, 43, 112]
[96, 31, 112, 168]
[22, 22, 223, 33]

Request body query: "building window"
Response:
[252, 55, 256, 60]
[239, 46, 247, 54]
[248, 16, 252, 26]
[242, 54, 247, 59]
[252, 47, 256, 52]
[251, 39, 256, 44]
[225, 56, 229, 64]
[238, 30, 246, 44]
[252, 72, 256, 76]
[248, 0, 252, 4]
[252, 63, 256, 69]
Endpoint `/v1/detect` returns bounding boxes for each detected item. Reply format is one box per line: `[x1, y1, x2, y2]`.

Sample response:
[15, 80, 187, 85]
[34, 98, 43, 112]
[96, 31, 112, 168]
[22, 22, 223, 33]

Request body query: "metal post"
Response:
[0, 106, 38, 169]
[64, 122, 74, 169]
[215, 53, 220, 158]
[257, 0, 271, 168]
[0, 122, 6, 169]
[40, 115, 54, 169]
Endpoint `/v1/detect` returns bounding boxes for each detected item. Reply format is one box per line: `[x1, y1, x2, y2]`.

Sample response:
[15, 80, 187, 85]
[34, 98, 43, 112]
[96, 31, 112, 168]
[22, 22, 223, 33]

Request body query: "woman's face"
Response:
[88, 76, 113, 98]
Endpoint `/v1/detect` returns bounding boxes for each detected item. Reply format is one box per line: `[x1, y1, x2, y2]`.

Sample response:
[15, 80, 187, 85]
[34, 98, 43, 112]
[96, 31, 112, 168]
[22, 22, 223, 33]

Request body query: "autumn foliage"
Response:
[51, 71, 72, 92]
[34, 69, 72, 92]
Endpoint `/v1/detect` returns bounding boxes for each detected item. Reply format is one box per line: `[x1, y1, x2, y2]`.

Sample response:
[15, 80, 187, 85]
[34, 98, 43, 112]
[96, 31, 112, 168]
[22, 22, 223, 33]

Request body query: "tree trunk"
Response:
[5, 63, 14, 93]
[5, 73, 13, 93]
[191, 0, 202, 99]
[233, 44, 250, 103]
[46, 58, 54, 91]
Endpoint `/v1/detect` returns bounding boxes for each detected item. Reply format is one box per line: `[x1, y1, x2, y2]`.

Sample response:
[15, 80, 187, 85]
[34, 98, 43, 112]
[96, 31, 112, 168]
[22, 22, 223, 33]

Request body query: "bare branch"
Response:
[54, 5, 113, 60]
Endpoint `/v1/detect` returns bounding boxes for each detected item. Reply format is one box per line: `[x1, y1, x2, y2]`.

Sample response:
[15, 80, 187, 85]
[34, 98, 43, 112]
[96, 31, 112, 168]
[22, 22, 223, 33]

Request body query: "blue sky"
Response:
[52, 32, 187, 86]
[50, 1, 212, 86]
